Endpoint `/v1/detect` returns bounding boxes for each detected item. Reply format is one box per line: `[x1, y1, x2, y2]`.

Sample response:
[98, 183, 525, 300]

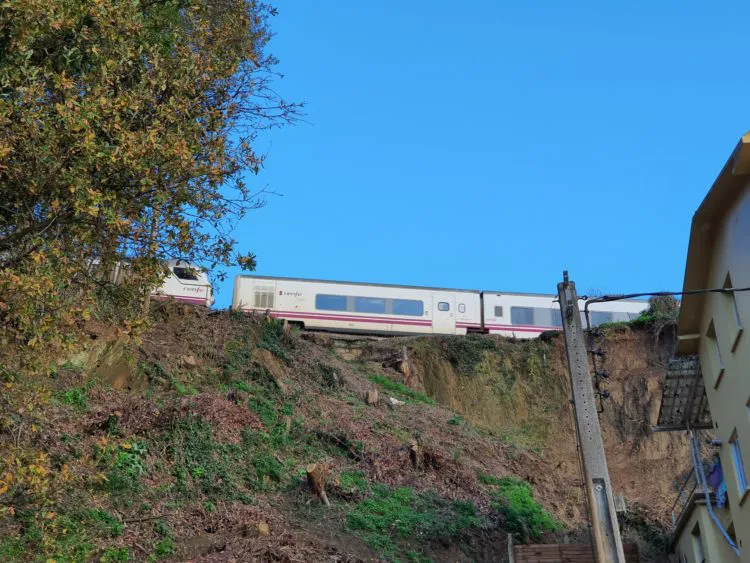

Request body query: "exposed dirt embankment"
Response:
[338, 326, 688, 528]
[0, 305, 684, 562]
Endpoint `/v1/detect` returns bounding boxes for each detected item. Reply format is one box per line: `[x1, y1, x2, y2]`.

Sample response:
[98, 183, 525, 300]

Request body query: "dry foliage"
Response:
[0, 0, 300, 365]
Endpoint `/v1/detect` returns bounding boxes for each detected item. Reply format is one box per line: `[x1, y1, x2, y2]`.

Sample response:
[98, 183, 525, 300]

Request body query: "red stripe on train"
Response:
[485, 325, 560, 333]
[241, 308, 433, 327]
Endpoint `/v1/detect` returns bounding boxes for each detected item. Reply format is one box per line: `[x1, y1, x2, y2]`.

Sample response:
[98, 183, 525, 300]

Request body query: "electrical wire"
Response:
[579, 286, 750, 413]
[574, 284, 750, 556]
[583, 286, 750, 310]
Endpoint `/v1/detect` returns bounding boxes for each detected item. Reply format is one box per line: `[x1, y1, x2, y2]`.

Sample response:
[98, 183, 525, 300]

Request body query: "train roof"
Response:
[237, 274, 481, 294]
[235, 275, 649, 303]
[481, 289, 649, 303]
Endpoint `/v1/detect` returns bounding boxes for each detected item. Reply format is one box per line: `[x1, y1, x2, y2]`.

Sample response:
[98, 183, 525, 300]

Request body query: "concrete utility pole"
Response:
[557, 272, 626, 563]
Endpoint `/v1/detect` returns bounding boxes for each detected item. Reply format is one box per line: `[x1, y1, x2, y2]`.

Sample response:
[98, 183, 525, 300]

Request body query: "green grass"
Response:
[169, 415, 249, 500]
[110, 442, 147, 492]
[0, 505, 129, 562]
[346, 485, 482, 559]
[152, 536, 174, 560]
[479, 475, 559, 542]
[339, 470, 368, 492]
[368, 375, 435, 405]
[139, 361, 168, 383]
[101, 547, 131, 562]
[93, 440, 148, 493]
[85, 509, 124, 537]
[170, 376, 198, 396]
[57, 380, 95, 410]
[1, 514, 96, 562]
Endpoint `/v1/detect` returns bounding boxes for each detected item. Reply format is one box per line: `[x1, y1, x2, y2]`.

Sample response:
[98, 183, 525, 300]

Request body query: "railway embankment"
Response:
[0, 303, 686, 562]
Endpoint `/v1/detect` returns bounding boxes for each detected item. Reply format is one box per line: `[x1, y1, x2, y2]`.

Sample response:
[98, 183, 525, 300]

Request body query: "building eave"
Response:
[677, 132, 750, 353]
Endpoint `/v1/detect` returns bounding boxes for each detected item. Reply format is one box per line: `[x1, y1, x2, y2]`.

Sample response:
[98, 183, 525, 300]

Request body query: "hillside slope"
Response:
[0, 304, 686, 562]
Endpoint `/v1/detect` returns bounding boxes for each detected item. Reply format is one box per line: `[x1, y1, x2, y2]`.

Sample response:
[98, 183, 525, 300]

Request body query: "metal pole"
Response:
[558, 272, 626, 563]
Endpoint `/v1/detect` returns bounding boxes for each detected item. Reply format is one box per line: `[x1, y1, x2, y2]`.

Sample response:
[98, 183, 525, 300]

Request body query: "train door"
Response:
[431, 293, 456, 334]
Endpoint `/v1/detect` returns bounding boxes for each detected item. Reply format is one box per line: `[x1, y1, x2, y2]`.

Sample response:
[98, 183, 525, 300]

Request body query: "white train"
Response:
[149, 259, 214, 307]
[231, 275, 648, 339]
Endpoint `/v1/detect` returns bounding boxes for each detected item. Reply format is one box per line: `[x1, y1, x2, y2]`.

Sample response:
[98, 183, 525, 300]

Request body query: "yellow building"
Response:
[662, 132, 750, 562]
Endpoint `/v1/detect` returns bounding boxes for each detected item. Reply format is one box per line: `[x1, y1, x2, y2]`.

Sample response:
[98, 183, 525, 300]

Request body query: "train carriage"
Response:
[481, 291, 647, 338]
[150, 259, 214, 307]
[232, 275, 482, 335]
[232, 275, 649, 338]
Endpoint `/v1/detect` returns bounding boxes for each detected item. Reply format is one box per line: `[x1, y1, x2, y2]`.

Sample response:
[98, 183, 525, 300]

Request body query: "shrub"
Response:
[442, 335, 497, 375]
[629, 295, 680, 329]
[58, 381, 94, 410]
[104, 441, 148, 493]
[259, 318, 291, 361]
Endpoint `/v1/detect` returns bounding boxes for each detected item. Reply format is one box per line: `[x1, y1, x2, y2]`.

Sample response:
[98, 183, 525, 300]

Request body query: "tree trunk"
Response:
[141, 205, 160, 317]
[306, 463, 330, 506]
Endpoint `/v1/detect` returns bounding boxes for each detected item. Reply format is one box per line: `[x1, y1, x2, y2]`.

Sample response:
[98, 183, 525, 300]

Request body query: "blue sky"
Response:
[213, 1, 748, 307]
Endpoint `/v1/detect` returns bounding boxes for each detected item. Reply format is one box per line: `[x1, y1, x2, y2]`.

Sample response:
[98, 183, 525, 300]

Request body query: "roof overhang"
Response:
[676, 132, 750, 354]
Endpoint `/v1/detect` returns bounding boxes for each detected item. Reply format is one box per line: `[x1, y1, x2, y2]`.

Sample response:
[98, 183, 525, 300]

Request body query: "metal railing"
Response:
[671, 467, 699, 526]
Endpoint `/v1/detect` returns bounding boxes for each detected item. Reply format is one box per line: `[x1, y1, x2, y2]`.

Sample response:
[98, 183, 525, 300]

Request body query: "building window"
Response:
[724, 273, 744, 352]
[315, 294, 347, 311]
[458, 303, 466, 314]
[691, 523, 705, 563]
[254, 287, 275, 309]
[494, 306, 503, 317]
[511, 306, 534, 326]
[728, 521, 737, 544]
[354, 297, 386, 314]
[730, 431, 749, 500]
[591, 311, 613, 326]
[392, 299, 424, 316]
[706, 319, 724, 387]
[437, 302, 450, 312]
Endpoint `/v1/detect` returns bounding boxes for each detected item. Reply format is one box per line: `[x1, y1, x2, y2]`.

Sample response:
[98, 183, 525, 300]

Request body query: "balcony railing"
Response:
[671, 467, 699, 526]
[671, 458, 725, 528]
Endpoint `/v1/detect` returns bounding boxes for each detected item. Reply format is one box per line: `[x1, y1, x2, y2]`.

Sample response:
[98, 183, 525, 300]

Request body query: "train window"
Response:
[173, 266, 199, 281]
[511, 306, 534, 325]
[354, 296, 386, 314]
[437, 302, 450, 312]
[458, 303, 466, 314]
[316, 294, 347, 311]
[254, 287, 275, 309]
[393, 299, 424, 316]
[591, 311, 613, 326]
[551, 309, 563, 327]
[494, 306, 503, 317]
